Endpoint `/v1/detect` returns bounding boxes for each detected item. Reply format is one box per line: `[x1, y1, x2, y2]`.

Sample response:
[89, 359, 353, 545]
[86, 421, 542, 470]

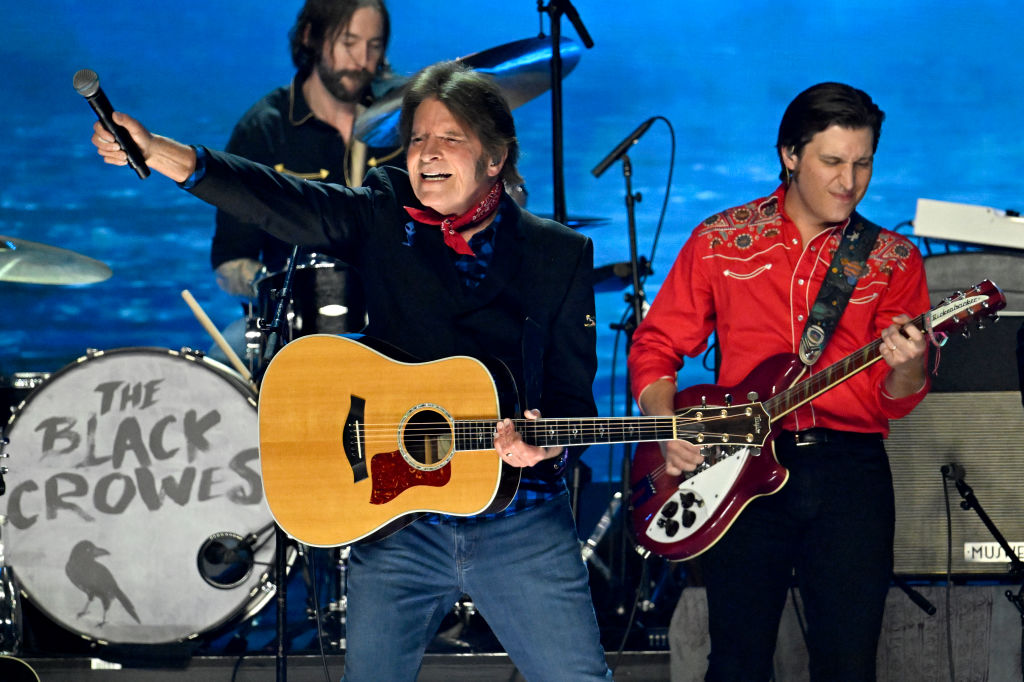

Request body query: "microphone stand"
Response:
[619, 155, 646, 338]
[594, 152, 649, 614]
[538, 0, 594, 224]
[948, 470, 1024, 678]
[621, 154, 649, 608]
[256, 245, 302, 682]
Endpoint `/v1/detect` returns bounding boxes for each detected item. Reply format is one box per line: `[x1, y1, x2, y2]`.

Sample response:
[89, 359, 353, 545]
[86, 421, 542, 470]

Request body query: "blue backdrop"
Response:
[3, 0, 1022, 480]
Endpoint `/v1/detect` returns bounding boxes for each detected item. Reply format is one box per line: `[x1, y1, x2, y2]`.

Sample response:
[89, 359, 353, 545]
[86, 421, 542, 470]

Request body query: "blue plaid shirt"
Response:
[424, 206, 567, 525]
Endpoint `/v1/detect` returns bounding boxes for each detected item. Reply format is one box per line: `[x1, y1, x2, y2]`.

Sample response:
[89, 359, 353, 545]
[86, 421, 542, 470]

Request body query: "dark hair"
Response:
[398, 61, 523, 187]
[289, 0, 390, 73]
[776, 82, 885, 181]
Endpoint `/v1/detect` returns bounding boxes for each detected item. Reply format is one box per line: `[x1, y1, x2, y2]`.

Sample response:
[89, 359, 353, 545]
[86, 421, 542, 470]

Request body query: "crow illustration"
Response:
[65, 540, 141, 626]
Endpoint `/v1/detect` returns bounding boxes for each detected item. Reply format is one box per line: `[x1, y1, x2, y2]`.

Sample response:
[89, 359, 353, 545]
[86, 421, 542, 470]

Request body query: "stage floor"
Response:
[10, 651, 671, 681]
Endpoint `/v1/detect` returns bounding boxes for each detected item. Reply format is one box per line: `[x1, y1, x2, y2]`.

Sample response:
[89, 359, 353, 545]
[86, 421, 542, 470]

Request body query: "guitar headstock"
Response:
[928, 279, 1007, 336]
[675, 402, 771, 448]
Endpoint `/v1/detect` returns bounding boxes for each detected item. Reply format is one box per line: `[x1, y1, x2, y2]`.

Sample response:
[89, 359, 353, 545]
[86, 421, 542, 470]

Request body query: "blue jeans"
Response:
[342, 493, 612, 681]
[701, 432, 894, 682]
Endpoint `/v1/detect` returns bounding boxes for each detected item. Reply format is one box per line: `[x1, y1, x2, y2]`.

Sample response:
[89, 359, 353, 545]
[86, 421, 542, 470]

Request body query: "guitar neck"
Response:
[765, 310, 928, 419]
[454, 416, 679, 451]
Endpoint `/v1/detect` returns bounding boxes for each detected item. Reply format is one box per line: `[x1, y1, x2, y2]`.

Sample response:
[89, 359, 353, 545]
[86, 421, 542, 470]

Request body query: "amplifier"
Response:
[887, 391, 1024, 576]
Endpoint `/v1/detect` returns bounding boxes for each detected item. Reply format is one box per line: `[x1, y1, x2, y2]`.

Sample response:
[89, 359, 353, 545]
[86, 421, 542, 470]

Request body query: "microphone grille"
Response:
[73, 69, 100, 97]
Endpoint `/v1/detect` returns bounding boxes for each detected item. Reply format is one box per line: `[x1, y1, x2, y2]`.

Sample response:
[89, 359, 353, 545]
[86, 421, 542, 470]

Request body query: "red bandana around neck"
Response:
[404, 181, 503, 256]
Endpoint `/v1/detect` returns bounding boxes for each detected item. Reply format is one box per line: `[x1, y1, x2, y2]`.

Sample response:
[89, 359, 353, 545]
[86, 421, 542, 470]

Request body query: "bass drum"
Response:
[0, 348, 277, 646]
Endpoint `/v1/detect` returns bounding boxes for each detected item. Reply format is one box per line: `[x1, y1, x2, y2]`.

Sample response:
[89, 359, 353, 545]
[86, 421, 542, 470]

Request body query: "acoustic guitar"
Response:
[257, 334, 765, 546]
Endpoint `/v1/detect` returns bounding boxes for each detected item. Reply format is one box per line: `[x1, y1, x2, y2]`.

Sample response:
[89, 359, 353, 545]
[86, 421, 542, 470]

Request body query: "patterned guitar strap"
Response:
[798, 214, 882, 365]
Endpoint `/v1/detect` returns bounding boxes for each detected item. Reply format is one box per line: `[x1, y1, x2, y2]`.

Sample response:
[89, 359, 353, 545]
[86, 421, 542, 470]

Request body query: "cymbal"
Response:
[355, 36, 583, 148]
[0, 235, 112, 285]
[462, 35, 583, 108]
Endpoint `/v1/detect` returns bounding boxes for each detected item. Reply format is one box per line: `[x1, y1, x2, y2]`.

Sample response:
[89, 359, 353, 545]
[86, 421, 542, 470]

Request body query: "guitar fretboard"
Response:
[454, 417, 680, 451]
[764, 311, 928, 418]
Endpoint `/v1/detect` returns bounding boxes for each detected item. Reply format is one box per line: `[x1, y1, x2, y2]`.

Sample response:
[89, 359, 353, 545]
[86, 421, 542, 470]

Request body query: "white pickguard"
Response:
[642, 446, 758, 544]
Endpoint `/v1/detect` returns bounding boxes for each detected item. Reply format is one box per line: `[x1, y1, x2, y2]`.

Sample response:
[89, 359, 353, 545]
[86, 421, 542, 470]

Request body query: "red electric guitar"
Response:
[629, 280, 1006, 562]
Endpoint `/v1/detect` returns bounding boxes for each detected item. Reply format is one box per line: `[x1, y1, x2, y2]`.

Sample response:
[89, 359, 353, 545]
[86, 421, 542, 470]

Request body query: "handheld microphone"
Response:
[73, 69, 150, 179]
[591, 117, 656, 178]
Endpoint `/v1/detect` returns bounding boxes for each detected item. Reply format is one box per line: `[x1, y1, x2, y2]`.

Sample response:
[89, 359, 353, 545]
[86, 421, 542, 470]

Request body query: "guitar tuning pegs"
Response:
[723, 393, 733, 406]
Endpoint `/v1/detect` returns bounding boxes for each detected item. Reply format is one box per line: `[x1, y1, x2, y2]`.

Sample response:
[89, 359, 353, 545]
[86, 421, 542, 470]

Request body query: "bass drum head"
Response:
[1, 348, 275, 646]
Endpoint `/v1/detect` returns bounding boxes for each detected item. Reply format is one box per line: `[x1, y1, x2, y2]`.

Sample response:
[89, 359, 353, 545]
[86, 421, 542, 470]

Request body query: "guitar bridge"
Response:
[343, 395, 368, 483]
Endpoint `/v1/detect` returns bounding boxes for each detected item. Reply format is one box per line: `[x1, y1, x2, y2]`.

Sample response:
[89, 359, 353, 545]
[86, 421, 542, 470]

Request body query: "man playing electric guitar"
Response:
[629, 83, 931, 681]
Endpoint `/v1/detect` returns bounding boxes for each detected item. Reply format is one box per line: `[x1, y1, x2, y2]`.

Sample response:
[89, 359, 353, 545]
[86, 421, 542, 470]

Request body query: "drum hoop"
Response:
[0, 372, 51, 389]
[0, 656, 41, 682]
[252, 255, 355, 285]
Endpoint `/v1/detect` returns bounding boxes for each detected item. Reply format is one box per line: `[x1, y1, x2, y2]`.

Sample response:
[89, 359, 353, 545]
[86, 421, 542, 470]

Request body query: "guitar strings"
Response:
[352, 412, 759, 447]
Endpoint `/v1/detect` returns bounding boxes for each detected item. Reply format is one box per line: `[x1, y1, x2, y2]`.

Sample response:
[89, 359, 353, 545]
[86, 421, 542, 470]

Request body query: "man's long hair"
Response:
[288, 0, 391, 74]
[399, 61, 523, 188]
[776, 82, 885, 181]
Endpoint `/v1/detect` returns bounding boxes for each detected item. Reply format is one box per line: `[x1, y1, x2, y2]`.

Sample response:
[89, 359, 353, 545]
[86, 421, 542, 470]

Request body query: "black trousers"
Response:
[700, 429, 893, 682]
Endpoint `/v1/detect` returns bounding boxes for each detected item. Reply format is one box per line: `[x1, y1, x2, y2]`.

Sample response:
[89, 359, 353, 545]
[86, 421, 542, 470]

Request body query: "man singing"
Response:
[90, 60, 612, 681]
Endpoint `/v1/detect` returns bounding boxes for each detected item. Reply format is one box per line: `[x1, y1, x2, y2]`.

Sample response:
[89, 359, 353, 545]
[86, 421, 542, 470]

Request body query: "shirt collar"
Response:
[773, 183, 851, 242]
[288, 74, 316, 127]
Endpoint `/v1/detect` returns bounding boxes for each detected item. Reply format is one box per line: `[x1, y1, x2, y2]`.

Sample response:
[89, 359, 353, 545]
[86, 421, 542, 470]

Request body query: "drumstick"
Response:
[180, 289, 253, 383]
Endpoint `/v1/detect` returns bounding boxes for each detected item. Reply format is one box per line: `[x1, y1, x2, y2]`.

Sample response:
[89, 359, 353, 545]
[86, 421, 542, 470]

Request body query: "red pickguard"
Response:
[369, 450, 452, 505]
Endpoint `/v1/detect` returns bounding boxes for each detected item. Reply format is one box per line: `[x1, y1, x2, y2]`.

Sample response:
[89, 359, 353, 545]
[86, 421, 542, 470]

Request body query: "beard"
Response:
[315, 59, 373, 104]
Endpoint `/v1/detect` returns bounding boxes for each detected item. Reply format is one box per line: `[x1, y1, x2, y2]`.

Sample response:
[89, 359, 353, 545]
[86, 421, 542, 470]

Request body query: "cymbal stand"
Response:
[537, 0, 594, 224]
[947, 468, 1024, 679]
[256, 245, 302, 682]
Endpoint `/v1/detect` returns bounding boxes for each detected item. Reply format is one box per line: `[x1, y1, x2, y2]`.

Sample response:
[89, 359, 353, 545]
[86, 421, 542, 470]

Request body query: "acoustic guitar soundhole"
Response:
[401, 406, 454, 470]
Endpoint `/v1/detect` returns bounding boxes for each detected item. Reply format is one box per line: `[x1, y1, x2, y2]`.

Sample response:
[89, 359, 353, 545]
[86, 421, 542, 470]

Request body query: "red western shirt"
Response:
[630, 185, 930, 436]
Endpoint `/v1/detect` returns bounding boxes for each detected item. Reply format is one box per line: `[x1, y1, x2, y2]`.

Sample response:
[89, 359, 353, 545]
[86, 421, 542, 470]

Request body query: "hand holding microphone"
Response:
[73, 69, 150, 178]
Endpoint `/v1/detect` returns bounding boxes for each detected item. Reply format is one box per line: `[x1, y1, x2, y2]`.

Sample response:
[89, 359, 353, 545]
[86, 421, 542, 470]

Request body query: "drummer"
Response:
[211, 0, 402, 299]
